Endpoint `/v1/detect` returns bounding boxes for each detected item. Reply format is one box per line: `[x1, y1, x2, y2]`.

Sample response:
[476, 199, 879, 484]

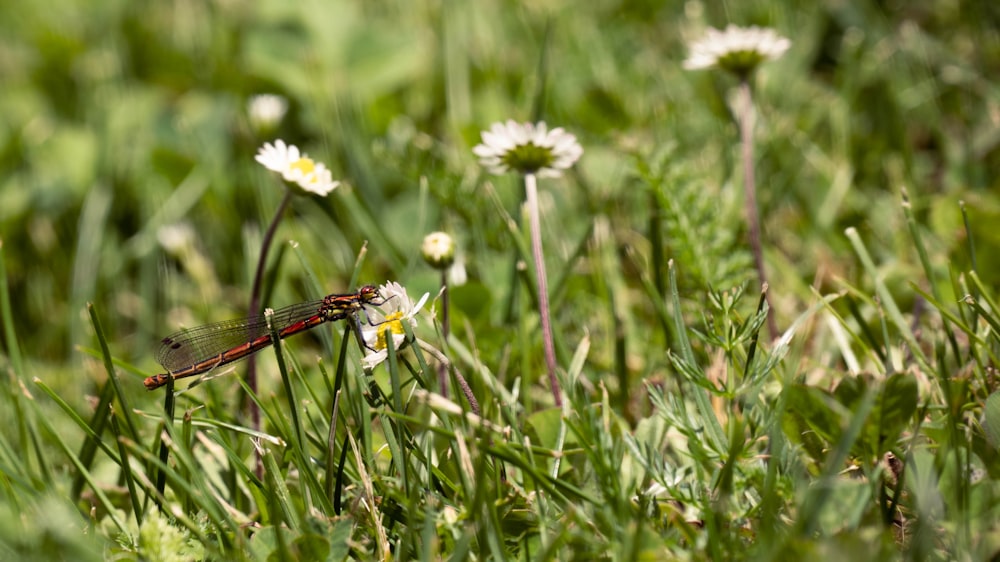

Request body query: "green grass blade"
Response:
[845, 227, 932, 371]
[33, 379, 120, 465]
[28, 394, 127, 534]
[86, 303, 140, 439]
[0, 240, 24, 374]
[108, 408, 143, 526]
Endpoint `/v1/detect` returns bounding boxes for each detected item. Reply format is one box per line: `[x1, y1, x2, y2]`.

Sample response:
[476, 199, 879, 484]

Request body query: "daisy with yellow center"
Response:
[361, 281, 429, 369]
[255, 139, 340, 196]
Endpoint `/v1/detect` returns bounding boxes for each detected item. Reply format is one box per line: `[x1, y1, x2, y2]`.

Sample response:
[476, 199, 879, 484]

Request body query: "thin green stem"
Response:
[524, 173, 562, 407]
[246, 187, 293, 476]
[736, 78, 778, 340]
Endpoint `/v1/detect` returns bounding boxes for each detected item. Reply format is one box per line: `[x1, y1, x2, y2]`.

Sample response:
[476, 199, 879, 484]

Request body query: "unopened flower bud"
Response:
[422, 232, 456, 269]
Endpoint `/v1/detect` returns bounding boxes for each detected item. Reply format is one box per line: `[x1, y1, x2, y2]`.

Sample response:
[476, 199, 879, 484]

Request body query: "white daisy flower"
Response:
[473, 120, 583, 179]
[447, 257, 467, 287]
[255, 139, 340, 196]
[361, 282, 430, 368]
[247, 94, 288, 131]
[422, 231, 455, 269]
[683, 25, 790, 75]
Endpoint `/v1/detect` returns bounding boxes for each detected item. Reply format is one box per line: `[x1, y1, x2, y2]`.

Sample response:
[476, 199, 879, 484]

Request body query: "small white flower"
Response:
[644, 482, 669, 498]
[683, 25, 790, 75]
[447, 257, 467, 287]
[247, 94, 288, 131]
[422, 232, 455, 269]
[157, 223, 196, 255]
[473, 120, 583, 178]
[255, 139, 340, 196]
[361, 282, 430, 368]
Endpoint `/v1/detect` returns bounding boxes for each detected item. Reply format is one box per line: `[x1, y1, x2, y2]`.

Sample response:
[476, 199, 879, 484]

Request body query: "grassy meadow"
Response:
[2, 0, 1000, 559]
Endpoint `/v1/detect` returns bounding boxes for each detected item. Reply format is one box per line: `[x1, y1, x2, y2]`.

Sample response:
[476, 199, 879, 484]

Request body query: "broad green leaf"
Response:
[983, 391, 1000, 449]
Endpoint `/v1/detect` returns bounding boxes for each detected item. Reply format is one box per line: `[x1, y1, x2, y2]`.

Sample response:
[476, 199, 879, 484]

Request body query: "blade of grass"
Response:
[901, 189, 962, 362]
[841, 292, 888, 364]
[326, 324, 354, 504]
[108, 407, 143, 526]
[260, 441, 301, 530]
[346, 426, 391, 558]
[132, 410, 286, 447]
[33, 379, 120, 465]
[27, 385, 128, 534]
[384, 333, 410, 494]
[71, 376, 113, 501]
[87, 303, 141, 439]
[155, 375, 176, 505]
[845, 227, 932, 372]
[265, 308, 304, 453]
[485, 440, 593, 503]
[0, 239, 49, 489]
[0, 240, 23, 373]
[119, 437, 235, 553]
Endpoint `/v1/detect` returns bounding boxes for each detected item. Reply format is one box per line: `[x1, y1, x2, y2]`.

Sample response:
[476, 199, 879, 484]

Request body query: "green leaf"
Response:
[326, 518, 354, 562]
[878, 373, 918, 444]
[290, 533, 330, 562]
[784, 384, 844, 463]
[833, 374, 868, 410]
[524, 407, 565, 451]
[983, 391, 1000, 449]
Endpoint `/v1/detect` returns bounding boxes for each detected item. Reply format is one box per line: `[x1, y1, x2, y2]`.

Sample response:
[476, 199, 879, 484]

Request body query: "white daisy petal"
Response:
[683, 25, 790, 75]
[255, 139, 341, 197]
[362, 350, 388, 369]
[360, 281, 430, 368]
[255, 140, 292, 172]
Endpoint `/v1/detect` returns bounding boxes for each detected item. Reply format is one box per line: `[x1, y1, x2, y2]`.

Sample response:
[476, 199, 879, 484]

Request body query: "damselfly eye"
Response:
[360, 284, 379, 303]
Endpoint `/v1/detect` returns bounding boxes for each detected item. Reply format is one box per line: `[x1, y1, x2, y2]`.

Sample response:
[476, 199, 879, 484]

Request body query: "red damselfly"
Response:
[145, 285, 380, 390]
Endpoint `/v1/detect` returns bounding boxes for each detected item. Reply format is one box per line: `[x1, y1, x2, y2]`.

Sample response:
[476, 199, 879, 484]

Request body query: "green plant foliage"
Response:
[984, 392, 1000, 450]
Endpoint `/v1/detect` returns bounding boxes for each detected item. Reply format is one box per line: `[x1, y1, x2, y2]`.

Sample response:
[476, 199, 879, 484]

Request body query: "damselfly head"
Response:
[358, 284, 380, 304]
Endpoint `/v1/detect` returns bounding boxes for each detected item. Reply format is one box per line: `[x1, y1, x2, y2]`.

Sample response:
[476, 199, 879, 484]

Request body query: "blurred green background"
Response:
[1, 0, 998, 388]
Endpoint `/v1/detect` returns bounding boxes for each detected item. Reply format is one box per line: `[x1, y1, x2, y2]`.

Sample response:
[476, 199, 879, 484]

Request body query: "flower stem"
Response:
[418, 339, 480, 417]
[649, 187, 666, 297]
[736, 79, 778, 339]
[246, 187, 293, 475]
[524, 173, 562, 407]
[437, 269, 449, 398]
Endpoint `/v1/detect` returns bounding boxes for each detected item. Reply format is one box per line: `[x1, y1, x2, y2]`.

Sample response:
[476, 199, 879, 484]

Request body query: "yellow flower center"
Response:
[375, 311, 406, 350]
[290, 157, 316, 176]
